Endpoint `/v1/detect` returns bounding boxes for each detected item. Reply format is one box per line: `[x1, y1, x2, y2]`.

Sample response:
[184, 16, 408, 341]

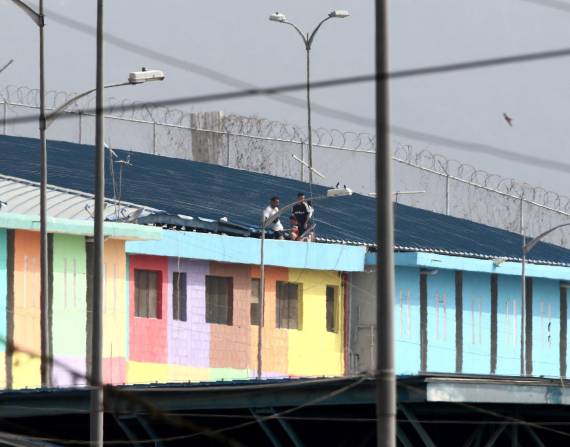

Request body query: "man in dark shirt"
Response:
[292, 192, 310, 235]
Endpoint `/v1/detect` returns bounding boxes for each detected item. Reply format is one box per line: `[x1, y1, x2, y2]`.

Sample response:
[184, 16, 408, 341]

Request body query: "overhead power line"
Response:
[43, 8, 570, 128]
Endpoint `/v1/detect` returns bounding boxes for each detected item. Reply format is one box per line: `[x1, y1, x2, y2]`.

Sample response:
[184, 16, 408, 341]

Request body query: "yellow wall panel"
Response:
[168, 364, 210, 383]
[127, 361, 169, 384]
[12, 353, 41, 389]
[287, 269, 344, 376]
[103, 240, 127, 358]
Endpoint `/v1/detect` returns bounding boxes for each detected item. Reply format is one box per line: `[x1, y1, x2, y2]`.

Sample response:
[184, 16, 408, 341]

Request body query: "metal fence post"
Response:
[300, 142, 305, 182]
[78, 111, 83, 145]
[445, 173, 450, 215]
[2, 101, 7, 135]
[152, 121, 157, 155]
[226, 130, 231, 167]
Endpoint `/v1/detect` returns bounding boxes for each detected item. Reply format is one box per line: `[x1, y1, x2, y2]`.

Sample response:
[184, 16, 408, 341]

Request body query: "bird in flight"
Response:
[503, 113, 513, 127]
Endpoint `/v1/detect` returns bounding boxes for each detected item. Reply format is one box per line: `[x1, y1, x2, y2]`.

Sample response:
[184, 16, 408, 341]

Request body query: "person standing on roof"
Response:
[263, 196, 284, 240]
[292, 192, 311, 237]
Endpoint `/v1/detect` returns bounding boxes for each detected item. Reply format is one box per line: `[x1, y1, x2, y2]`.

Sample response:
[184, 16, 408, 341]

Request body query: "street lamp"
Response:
[45, 70, 166, 128]
[256, 186, 353, 379]
[9, 0, 50, 388]
[521, 222, 570, 376]
[269, 10, 350, 193]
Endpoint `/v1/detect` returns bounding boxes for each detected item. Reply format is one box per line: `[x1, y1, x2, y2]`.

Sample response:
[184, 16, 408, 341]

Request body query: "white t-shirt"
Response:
[264, 205, 284, 232]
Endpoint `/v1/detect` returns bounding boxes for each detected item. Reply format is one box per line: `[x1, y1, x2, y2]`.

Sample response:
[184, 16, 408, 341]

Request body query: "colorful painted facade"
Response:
[0, 214, 363, 388]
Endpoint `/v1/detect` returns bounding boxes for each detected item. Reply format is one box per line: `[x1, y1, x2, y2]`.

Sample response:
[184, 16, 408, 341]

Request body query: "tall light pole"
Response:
[269, 10, 350, 194]
[257, 187, 352, 379]
[376, 0, 396, 445]
[9, 0, 50, 388]
[521, 222, 570, 376]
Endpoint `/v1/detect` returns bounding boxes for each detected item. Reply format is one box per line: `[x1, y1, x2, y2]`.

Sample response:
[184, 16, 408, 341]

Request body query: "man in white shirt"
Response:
[263, 196, 284, 240]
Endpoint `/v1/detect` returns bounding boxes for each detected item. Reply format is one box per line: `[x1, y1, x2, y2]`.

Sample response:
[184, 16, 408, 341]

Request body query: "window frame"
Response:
[205, 275, 234, 325]
[326, 285, 339, 333]
[172, 271, 188, 322]
[276, 281, 302, 330]
[134, 269, 161, 319]
[250, 278, 261, 326]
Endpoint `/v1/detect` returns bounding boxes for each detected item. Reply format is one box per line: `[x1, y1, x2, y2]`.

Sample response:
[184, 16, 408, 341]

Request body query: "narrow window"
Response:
[250, 278, 260, 326]
[420, 273, 427, 372]
[206, 276, 233, 325]
[134, 269, 160, 318]
[455, 271, 463, 374]
[172, 272, 187, 322]
[276, 281, 301, 329]
[63, 257, 68, 308]
[326, 285, 338, 333]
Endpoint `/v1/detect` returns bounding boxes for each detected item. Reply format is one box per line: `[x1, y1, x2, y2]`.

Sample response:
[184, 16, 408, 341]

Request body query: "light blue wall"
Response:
[127, 231, 366, 272]
[462, 272, 491, 375]
[394, 267, 421, 374]
[426, 270, 456, 373]
[0, 230, 6, 346]
[532, 278, 560, 377]
[496, 275, 522, 375]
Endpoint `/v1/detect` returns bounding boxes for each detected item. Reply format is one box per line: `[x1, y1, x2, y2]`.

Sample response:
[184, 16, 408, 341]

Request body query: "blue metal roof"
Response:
[2, 135, 570, 266]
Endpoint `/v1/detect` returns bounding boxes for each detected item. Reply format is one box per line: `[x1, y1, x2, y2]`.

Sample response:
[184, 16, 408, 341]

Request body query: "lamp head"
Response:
[269, 12, 287, 23]
[329, 10, 350, 18]
[128, 69, 166, 84]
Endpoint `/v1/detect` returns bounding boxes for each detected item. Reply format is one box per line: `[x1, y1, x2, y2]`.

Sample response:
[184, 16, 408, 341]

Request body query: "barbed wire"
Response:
[3, 84, 570, 217]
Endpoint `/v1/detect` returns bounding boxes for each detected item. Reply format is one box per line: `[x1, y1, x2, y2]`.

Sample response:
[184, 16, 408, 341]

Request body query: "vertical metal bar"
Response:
[257, 216, 265, 379]
[376, 0, 396, 445]
[78, 111, 83, 145]
[2, 101, 7, 135]
[445, 174, 450, 215]
[300, 142, 304, 182]
[38, 0, 51, 389]
[152, 120, 157, 155]
[305, 42, 313, 196]
[520, 196, 526, 376]
[91, 0, 105, 445]
[226, 131, 231, 167]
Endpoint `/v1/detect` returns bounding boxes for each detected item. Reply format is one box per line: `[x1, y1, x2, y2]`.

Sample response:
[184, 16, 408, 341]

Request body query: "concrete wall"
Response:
[350, 265, 567, 379]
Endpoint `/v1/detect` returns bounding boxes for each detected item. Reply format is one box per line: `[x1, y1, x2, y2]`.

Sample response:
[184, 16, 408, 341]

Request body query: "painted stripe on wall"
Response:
[395, 267, 420, 374]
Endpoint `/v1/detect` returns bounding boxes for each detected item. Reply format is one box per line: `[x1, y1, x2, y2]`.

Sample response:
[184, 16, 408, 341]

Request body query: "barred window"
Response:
[172, 272, 187, 322]
[326, 286, 339, 333]
[206, 276, 233, 325]
[135, 270, 160, 318]
[276, 281, 301, 329]
[251, 278, 261, 325]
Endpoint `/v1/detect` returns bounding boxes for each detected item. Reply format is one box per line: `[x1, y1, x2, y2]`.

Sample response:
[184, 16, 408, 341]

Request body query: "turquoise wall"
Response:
[495, 275, 522, 375]
[532, 278, 560, 377]
[426, 270, 456, 373]
[395, 267, 421, 374]
[461, 272, 492, 375]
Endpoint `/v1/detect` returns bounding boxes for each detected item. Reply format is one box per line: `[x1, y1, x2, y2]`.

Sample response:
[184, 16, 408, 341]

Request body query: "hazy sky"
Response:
[2, 0, 570, 194]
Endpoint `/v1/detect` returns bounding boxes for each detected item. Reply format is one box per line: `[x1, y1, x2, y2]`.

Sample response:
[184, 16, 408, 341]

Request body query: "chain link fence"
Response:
[2, 84, 570, 249]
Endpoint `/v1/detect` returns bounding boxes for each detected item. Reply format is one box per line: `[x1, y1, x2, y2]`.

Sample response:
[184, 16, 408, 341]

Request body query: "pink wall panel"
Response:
[128, 255, 168, 363]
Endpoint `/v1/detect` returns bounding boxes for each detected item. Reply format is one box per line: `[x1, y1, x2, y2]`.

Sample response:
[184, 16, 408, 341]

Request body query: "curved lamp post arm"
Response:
[10, 0, 42, 25]
[524, 222, 570, 254]
[283, 21, 309, 47]
[307, 16, 334, 48]
[45, 81, 131, 128]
